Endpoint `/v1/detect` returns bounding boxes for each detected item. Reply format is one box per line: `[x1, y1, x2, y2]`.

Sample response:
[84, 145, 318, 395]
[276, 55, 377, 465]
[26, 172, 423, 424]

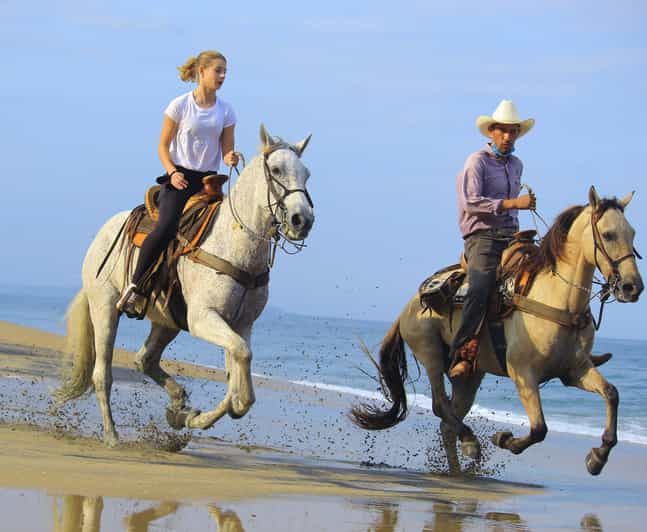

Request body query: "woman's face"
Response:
[199, 58, 227, 91]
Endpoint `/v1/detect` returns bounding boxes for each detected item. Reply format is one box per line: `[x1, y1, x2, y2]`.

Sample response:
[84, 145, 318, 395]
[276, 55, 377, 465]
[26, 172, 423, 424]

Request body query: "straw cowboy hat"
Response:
[476, 99, 535, 138]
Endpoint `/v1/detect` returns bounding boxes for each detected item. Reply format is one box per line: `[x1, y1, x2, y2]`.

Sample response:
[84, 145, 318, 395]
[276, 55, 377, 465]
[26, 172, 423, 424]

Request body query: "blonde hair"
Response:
[177, 50, 227, 82]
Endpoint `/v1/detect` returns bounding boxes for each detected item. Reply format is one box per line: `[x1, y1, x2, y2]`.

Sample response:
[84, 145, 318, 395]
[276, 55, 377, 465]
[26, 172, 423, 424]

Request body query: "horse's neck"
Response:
[201, 157, 272, 273]
[532, 213, 595, 313]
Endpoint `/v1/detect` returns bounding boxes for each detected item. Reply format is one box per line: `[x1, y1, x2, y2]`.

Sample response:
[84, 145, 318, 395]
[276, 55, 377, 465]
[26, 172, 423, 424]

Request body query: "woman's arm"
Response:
[221, 125, 239, 167]
[158, 115, 187, 189]
[158, 115, 179, 174]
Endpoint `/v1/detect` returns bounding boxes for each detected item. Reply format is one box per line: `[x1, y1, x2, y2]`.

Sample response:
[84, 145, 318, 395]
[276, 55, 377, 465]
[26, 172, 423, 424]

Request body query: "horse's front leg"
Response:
[492, 369, 547, 455]
[564, 364, 618, 475]
[184, 310, 255, 430]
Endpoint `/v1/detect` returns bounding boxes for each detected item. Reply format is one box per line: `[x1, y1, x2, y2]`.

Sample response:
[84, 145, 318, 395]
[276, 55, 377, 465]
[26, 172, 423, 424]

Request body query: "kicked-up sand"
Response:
[0, 320, 645, 531]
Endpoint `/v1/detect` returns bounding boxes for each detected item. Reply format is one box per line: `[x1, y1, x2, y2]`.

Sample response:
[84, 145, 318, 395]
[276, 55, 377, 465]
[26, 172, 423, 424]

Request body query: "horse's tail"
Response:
[53, 290, 96, 404]
[350, 318, 409, 430]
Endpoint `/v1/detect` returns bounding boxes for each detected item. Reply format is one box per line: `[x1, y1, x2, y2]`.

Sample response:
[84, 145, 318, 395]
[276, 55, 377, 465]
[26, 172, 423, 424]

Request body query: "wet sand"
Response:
[0, 320, 646, 531]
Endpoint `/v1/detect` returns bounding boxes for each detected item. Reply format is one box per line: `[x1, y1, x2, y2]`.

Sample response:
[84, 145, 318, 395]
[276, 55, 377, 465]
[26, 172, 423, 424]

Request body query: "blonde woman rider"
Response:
[117, 50, 239, 316]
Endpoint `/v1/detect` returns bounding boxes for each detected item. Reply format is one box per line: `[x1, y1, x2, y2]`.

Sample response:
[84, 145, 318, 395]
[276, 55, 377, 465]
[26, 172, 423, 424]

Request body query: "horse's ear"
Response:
[589, 185, 600, 209]
[293, 134, 312, 157]
[618, 191, 635, 210]
[259, 123, 277, 148]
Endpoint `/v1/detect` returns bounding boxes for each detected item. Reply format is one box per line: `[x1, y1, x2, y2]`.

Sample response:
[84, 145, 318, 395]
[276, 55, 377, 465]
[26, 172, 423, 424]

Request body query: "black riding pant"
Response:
[449, 228, 515, 356]
[132, 167, 213, 285]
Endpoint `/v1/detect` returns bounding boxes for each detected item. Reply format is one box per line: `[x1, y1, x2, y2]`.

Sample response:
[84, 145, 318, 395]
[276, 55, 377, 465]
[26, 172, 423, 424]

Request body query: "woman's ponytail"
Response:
[177, 50, 226, 82]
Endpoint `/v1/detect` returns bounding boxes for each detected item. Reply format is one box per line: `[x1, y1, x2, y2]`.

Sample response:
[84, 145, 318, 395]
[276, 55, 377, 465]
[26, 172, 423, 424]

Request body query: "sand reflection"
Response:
[52, 495, 245, 531]
[123, 501, 179, 531]
[362, 499, 526, 532]
[53, 495, 103, 532]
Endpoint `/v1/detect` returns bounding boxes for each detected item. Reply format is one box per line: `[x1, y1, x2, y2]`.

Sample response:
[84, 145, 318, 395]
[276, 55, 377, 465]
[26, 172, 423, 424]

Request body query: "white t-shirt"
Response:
[165, 91, 236, 172]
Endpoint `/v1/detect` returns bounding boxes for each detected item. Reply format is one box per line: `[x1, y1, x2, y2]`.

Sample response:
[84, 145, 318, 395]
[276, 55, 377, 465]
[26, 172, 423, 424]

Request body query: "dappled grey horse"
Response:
[55, 125, 314, 446]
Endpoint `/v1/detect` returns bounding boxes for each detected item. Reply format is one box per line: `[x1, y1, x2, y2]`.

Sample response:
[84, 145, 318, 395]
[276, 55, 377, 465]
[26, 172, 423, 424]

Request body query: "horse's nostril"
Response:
[291, 214, 302, 228]
[622, 282, 635, 294]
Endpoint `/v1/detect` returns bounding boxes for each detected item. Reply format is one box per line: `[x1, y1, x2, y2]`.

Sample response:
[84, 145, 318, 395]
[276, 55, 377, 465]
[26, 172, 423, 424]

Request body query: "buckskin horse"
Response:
[352, 187, 642, 475]
[55, 125, 314, 446]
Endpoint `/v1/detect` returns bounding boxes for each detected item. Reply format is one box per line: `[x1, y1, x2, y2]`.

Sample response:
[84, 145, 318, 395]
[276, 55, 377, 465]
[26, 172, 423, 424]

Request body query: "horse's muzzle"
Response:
[616, 276, 644, 302]
[286, 212, 314, 240]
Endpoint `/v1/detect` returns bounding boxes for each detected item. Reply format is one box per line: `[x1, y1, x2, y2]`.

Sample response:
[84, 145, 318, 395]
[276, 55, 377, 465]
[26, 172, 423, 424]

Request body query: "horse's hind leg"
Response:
[133, 323, 188, 412]
[564, 364, 618, 475]
[492, 369, 547, 455]
[87, 295, 120, 447]
[416, 348, 480, 473]
[444, 372, 485, 459]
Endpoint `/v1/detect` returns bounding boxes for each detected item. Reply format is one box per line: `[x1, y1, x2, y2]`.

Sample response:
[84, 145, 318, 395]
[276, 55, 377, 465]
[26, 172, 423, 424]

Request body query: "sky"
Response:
[1, 1, 647, 339]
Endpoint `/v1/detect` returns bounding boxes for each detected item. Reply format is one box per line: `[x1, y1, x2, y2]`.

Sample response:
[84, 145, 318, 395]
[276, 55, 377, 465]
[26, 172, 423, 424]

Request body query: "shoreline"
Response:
[1, 319, 646, 530]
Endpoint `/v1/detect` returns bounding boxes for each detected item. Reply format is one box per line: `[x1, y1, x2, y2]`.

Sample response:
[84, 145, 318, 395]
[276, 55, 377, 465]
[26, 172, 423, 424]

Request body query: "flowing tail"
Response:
[350, 319, 409, 430]
[53, 290, 96, 404]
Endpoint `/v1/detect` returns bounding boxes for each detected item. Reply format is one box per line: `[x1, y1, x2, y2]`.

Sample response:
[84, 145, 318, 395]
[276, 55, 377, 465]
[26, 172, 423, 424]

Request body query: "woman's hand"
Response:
[223, 151, 240, 167]
[170, 171, 188, 190]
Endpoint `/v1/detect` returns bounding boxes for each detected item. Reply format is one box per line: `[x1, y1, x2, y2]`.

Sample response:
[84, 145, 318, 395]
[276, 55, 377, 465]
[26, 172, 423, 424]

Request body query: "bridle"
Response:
[590, 205, 642, 291]
[586, 204, 642, 328]
[262, 143, 313, 233]
[227, 144, 313, 267]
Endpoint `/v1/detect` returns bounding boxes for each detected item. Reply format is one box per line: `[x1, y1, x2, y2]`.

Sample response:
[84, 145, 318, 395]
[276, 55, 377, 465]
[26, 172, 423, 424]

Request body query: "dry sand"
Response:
[0, 320, 645, 531]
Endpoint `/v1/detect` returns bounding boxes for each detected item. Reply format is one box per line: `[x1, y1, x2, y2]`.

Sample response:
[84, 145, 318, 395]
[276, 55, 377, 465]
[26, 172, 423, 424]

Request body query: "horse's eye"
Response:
[602, 231, 616, 241]
[271, 166, 281, 176]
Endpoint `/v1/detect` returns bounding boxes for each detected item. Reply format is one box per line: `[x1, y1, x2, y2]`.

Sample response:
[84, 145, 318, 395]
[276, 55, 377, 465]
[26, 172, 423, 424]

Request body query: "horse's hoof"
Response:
[461, 440, 481, 460]
[166, 407, 201, 430]
[491, 431, 514, 449]
[585, 448, 605, 476]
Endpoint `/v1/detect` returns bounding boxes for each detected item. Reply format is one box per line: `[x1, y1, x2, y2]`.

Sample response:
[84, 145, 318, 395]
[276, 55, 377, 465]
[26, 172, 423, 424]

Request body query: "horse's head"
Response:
[259, 124, 314, 241]
[584, 186, 643, 302]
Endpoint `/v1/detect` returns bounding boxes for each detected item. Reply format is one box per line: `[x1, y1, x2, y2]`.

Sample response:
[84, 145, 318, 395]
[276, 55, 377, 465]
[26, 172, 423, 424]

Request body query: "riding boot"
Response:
[449, 338, 480, 378]
[116, 283, 147, 319]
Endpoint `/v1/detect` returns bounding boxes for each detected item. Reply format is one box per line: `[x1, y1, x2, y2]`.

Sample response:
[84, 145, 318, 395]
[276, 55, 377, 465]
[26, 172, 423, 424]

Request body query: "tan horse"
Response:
[352, 187, 643, 475]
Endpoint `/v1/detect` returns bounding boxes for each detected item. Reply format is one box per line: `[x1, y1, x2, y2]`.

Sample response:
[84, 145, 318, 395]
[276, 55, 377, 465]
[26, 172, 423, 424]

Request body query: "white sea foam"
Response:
[290, 379, 647, 446]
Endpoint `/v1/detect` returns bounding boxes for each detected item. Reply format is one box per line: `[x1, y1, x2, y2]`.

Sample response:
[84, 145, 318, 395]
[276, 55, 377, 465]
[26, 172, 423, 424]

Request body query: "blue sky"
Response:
[2, 1, 646, 339]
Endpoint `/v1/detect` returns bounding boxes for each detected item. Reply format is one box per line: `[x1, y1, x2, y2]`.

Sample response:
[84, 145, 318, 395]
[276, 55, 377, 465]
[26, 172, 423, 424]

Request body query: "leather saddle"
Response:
[119, 175, 228, 329]
[419, 230, 540, 317]
[130, 174, 228, 249]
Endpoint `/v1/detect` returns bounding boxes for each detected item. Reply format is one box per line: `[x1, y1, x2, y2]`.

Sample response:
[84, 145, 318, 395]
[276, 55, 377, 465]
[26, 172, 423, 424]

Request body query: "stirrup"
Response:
[116, 283, 146, 319]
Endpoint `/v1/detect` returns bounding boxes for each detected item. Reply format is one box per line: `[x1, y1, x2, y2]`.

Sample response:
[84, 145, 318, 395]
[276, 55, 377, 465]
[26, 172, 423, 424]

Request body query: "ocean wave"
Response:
[290, 379, 647, 446]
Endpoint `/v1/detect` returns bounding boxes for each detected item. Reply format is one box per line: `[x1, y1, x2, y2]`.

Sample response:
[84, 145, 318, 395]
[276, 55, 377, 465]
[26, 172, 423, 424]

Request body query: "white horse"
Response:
[55, 125, 314, 446]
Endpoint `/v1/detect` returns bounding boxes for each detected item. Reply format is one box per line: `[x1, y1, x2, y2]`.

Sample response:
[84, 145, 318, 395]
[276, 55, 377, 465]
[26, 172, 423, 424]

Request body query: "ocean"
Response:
[1, 284, 645, 447]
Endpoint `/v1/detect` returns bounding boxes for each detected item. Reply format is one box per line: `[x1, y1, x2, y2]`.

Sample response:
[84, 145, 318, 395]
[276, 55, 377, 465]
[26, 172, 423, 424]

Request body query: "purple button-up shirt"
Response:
[456, 143, 523, 238]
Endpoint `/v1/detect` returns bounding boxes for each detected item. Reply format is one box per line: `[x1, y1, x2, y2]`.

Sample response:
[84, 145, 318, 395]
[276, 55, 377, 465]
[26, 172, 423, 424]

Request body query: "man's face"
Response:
[488, 123, 521, 154]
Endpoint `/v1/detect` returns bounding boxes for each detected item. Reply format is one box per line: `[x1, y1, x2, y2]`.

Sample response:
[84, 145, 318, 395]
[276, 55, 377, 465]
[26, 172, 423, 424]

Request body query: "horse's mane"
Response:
[526, 198, 624, 277]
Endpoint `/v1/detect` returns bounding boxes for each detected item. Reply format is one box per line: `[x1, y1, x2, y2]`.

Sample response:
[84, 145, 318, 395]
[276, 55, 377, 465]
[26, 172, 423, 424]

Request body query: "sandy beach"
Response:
[0, 319, 645, 531]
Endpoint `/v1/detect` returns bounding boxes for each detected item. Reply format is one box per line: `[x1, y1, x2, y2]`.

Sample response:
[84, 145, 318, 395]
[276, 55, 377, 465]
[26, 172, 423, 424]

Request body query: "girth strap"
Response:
[188, 248, 270, 289]
[510, 294, 591, 330]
